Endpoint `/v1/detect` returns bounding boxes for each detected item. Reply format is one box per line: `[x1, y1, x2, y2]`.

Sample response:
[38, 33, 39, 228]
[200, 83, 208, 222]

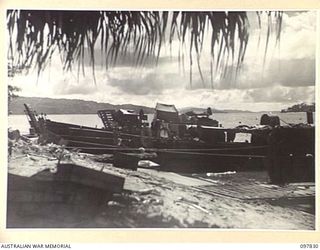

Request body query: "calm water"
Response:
[8, 112, 312, 134]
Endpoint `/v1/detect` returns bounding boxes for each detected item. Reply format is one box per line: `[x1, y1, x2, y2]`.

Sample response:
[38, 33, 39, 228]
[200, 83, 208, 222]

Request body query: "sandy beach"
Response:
[7, 137, 315, 229]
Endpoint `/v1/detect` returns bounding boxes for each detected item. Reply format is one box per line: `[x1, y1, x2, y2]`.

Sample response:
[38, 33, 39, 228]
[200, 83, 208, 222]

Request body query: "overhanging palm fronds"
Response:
[7, 10, 283, 85]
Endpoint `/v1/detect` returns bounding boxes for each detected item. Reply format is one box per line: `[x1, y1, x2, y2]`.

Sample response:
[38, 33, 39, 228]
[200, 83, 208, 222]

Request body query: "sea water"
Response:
[8, 112, 312, 135]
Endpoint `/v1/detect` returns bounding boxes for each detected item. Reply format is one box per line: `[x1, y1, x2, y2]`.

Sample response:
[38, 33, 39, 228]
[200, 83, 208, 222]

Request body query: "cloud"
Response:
[217, 57, 315, 90]
[245, 11, 316, 61]
[105, 65, 187, 95]
[266, 58, 315, 87]
[9, 11, 316, 112]
[52, 77, 100, 95]
[246, 86, 315, 103]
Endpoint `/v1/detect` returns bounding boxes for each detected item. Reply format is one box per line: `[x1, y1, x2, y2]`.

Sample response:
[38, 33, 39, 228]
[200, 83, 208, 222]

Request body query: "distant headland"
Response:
[281, 103, 315, 113]
[9, 96, 265, 115]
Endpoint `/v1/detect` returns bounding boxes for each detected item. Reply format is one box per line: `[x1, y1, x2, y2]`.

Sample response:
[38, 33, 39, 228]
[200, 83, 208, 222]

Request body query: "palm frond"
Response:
[7, 10, 282, 86]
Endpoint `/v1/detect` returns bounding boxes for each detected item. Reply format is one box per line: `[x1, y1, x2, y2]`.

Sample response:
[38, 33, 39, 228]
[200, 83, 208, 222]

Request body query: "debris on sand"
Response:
[7, 132, 315, 229]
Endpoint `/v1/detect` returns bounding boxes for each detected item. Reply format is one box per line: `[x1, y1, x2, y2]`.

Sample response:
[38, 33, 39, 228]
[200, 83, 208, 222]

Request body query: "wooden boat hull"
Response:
[154, 149, 266, 173]
[37, 119, 272, 172]
[43, 119, 268, 148]
[42, 120, 144, 152]
[23, 105, 315, 180]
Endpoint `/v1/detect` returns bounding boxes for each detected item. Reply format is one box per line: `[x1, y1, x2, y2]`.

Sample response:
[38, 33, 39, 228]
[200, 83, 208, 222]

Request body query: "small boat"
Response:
[23, 103, 273, 172]
[23, 103, 315, 180]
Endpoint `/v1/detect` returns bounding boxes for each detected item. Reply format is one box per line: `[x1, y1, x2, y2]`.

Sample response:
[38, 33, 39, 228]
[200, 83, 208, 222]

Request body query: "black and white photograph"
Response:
[6, 10, 316, 230]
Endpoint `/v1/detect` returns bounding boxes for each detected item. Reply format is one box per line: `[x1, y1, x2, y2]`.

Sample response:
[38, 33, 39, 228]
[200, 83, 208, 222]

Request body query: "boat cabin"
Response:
[97, 109, 147, 133]
[154, 103, 179, 123]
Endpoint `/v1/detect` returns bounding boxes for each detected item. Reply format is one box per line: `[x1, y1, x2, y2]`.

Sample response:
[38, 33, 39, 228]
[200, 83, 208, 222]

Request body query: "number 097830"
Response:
[300, 244, 319, 248]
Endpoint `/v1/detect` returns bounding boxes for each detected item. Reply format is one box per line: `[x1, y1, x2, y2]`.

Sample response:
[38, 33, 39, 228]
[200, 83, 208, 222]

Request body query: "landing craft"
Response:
[23, 103, 315, 183]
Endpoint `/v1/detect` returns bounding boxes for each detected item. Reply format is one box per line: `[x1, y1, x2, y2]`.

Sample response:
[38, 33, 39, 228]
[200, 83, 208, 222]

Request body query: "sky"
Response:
[8, 11, 317, 111]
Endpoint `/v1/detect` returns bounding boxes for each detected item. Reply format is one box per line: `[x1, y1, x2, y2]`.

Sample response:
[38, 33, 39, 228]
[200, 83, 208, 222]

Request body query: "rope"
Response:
[156, 150, 266, 158]
[63, 145, 267, 158]
[64, 143, 268, 152]
[66, 139, 118, 148]
[268, 112, 292, 127]
[57, 134, 131, 142]
[156, 145, 269, 152]
[279, 118, 293, 127]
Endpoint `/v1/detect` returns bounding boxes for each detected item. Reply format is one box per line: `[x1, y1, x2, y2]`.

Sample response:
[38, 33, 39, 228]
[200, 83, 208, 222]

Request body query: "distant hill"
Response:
[9, 96, 154, 115]
[281, 103, 315, 113]
[9, 96, 256, 115]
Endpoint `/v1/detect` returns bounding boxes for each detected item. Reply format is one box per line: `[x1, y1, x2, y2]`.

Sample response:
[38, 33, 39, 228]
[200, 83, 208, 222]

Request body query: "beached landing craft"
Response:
[23, 103, 315, 182]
